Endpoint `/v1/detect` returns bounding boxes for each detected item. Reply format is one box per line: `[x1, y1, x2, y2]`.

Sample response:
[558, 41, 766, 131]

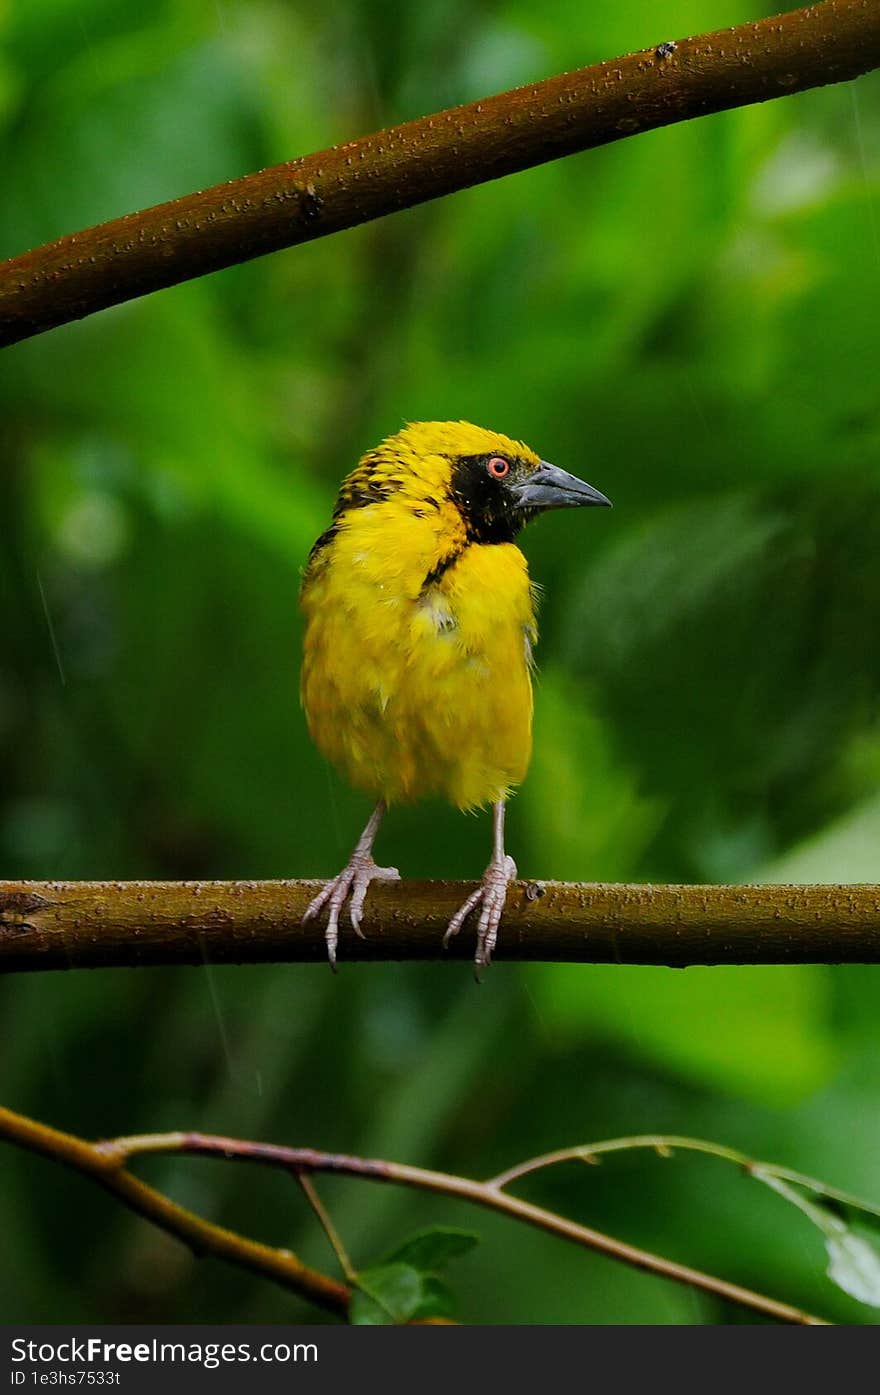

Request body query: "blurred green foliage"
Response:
[1, 0, 880, 1325]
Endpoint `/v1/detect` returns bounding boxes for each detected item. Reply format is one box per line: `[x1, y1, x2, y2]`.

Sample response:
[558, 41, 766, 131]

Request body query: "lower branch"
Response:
[0, 1106, 827, 1325]
[2, 880, 880, 971]
[0, 1106, 349, 1315]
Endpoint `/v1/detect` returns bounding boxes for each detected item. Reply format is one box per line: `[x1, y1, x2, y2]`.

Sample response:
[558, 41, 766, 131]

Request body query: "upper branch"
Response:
[1, 0, 878, 346]
[2, 879, 880, 972]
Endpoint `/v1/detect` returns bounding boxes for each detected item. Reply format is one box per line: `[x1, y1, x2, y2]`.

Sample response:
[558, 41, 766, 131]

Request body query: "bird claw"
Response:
[303, 855, 400, 969]
[443, 853, 517, 974]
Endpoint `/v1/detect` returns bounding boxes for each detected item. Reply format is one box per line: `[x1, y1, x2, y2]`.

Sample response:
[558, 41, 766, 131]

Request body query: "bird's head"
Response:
[343, 421, 611, 544]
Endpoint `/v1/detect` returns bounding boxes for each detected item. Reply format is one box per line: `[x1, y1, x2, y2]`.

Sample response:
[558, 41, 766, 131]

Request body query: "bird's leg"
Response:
[443, 800, 517, 973]
[303, 800, 400, 968]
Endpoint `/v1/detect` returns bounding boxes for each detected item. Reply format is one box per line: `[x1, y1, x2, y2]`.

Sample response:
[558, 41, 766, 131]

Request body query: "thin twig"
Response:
[2, 879, 880, 971]
[489, 1134, 880, 1227]
[295, 1171, 358, 1284]
[1, 1, 878, 346]
[489, 1133, 752, 1188]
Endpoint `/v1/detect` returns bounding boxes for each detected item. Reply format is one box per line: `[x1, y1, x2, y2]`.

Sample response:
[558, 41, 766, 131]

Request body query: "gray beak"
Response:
[512, 460, 612, 511]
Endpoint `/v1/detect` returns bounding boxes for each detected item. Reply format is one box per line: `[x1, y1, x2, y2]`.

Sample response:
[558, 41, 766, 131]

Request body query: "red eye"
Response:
[487, 456, 510, 479]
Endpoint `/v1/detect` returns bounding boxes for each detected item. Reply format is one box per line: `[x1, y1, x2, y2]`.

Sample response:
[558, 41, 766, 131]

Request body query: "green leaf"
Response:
[754, 1170, 880, 1308]
[409, 1275, 457, 1322]
[349, 1264, 423, 1326]
[347, 1292, 394, 1327]
[350, 1233, 478, 1324]
[825, 1227, 880, 1308]
[384, 1227, 479, 1273]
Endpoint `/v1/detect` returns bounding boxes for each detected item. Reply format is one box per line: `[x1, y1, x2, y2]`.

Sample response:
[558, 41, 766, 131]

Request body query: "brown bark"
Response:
[2, 879, 879, 972]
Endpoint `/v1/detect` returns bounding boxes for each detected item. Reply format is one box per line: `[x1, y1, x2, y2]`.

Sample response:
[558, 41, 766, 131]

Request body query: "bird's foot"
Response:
[443, 854, 517, 975]
[303, 854, 400, 969]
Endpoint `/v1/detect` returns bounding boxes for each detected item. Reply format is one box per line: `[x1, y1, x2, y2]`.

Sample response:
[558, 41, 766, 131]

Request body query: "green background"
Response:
[2, 0, 880, 1324]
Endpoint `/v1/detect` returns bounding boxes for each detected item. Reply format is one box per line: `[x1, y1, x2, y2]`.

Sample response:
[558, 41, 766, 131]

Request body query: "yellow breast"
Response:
[300, 501, 536, 809]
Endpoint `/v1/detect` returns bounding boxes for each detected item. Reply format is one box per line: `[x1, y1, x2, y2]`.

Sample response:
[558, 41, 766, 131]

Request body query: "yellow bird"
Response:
[300, 421, 611, 968]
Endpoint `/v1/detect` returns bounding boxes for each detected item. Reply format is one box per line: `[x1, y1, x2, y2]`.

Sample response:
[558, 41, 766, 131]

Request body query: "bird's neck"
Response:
[338, 495, 475, 598]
